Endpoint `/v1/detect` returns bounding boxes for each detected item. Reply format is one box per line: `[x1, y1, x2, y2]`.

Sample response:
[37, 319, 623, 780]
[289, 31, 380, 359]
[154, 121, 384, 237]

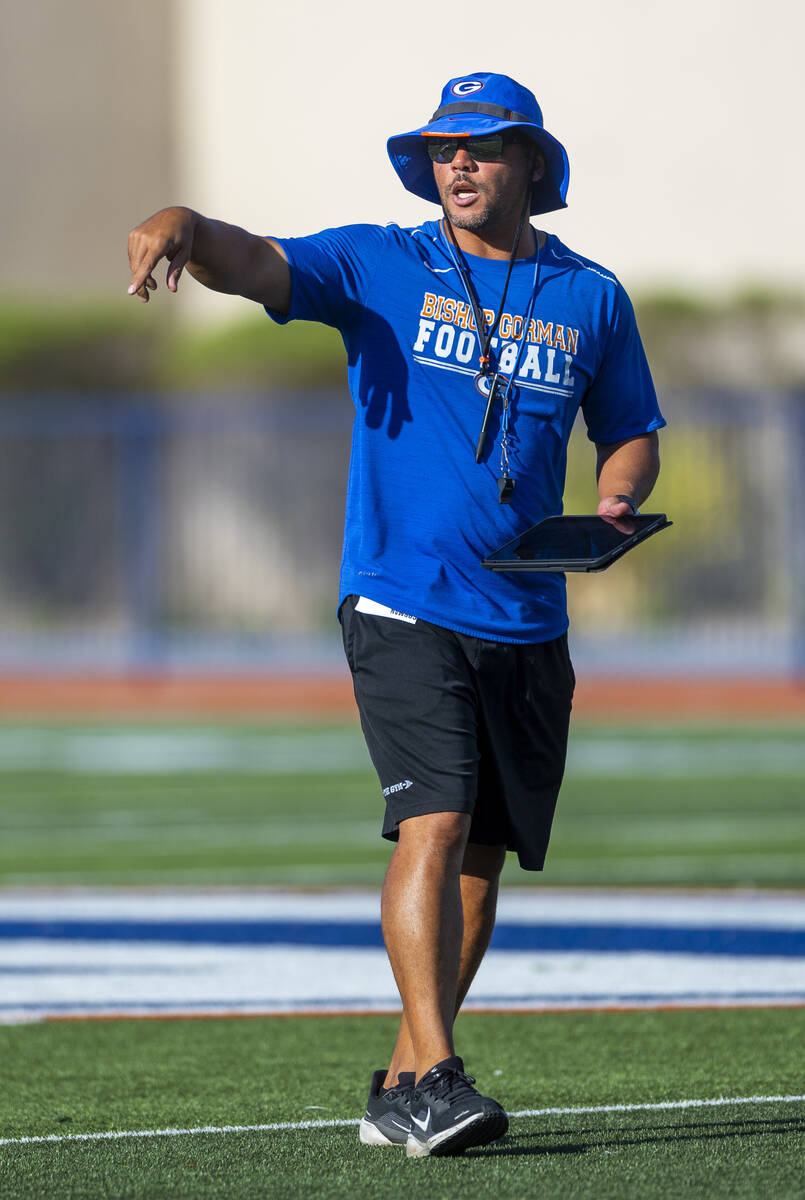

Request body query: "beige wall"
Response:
[2, 0, 801, 311]
[0, 0, 175, 297]
[175, 0, 803, 318]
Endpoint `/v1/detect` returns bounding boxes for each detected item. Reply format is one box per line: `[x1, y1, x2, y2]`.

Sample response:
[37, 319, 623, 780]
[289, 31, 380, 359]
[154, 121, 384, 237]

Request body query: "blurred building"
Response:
[1, 1, 803, 678]
[1, 0, 804, 308]
[0, 1, 175, 298]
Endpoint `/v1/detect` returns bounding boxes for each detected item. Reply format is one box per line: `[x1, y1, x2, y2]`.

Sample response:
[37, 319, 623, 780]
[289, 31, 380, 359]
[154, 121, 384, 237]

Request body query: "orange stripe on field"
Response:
[0, 675, 357, 719]
[0, 673, 803, 719]
[40, 999, 805, 1024]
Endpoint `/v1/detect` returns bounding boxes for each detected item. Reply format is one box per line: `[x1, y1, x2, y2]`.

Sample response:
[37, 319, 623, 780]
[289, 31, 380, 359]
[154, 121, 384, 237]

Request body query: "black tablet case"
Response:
[482, 514, 672, 573]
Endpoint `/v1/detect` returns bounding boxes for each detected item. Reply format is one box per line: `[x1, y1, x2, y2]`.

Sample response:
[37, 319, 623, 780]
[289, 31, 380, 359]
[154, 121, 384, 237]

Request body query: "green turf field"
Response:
[1, 719, 803, 887]
[2, 717, 804, 1196]
[1, 1009, 803, 1198]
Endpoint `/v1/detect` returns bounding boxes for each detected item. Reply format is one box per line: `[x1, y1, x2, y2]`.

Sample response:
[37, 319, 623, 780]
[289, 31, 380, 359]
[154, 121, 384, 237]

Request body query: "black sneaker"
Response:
[358, 1069, 416, 1146]
[405, 1055, 508, 1158]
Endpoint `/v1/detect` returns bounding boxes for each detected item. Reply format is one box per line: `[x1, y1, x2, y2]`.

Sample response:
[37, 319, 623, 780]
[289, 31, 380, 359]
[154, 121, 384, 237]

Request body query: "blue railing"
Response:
[0, 389, 801, 674]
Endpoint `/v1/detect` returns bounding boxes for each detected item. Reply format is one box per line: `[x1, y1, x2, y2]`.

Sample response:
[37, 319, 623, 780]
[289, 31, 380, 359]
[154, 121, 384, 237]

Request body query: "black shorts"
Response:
[339, 595, 575, 871]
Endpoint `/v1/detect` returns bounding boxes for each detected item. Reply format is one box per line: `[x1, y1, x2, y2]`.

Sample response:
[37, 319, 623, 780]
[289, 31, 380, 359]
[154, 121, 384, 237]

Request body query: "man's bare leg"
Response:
[380, 811, 470, 1081]
[455, 841, 507, 1011]
[383, 835, 506, 1085]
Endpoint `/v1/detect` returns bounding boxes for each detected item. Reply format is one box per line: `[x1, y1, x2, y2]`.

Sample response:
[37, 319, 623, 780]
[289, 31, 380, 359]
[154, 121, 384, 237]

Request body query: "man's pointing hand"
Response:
[127, 207, 196, 302]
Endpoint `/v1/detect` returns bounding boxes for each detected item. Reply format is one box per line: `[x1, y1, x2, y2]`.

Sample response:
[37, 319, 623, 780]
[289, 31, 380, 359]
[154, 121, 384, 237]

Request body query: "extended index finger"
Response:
[127, 223, 175, 295]
[128, 250, 161, 297]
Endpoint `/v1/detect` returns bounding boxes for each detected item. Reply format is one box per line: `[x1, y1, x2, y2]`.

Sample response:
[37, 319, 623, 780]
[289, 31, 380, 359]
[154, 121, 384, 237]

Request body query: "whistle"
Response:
[498, 476, 516, 504]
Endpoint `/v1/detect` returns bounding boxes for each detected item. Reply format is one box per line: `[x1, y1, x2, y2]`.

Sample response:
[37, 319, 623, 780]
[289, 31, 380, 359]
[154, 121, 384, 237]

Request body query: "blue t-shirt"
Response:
[267, 220, 664, 643]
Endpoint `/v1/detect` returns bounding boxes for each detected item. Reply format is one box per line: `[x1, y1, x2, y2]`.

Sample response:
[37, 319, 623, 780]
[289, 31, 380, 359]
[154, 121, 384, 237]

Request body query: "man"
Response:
[128, 71, 664, 1158]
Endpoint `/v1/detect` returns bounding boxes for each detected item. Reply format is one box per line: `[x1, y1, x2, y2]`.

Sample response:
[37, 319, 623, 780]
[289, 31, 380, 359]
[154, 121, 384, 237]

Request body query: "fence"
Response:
[0, 390, 802, 675]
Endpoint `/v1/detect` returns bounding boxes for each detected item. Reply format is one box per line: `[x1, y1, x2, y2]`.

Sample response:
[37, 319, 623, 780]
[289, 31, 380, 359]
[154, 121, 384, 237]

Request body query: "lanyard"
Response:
[441, 213, 541, 502]
[441, 216, 519, 386]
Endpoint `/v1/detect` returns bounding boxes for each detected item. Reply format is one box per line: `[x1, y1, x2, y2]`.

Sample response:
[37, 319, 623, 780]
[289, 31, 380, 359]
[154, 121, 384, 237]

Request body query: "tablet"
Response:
[482, 513, 672, 573]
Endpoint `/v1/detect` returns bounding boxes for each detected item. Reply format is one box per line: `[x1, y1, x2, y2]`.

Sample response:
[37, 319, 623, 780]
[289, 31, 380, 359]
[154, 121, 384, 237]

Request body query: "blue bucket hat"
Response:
[387, 72, 569, 216]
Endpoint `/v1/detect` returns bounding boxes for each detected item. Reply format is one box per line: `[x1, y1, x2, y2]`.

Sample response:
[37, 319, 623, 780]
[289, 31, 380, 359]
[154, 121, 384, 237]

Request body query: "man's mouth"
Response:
[451, 183, 479, 207]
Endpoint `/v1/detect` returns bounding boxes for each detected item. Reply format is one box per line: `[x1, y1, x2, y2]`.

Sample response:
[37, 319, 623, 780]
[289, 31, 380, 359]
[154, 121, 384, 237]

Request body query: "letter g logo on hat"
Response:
[451, 79, 484, 96]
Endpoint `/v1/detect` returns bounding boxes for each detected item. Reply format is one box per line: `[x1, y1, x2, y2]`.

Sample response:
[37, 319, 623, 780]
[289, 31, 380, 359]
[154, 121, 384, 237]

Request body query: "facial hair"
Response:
[440, 172, 526, 235]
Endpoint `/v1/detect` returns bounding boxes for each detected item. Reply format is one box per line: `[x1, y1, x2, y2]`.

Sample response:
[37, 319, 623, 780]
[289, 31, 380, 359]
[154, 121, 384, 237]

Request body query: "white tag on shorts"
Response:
[355, 596, 417, 624]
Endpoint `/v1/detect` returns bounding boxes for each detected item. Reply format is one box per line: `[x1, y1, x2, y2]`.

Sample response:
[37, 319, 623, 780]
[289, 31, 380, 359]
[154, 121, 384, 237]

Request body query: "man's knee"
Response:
[396, 810, 471, 860]
[462, 841, 507, 882]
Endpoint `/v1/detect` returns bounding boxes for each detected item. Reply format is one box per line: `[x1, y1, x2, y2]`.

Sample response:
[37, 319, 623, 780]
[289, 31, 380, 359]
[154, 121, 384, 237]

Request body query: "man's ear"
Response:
[532, 153, 546, 183]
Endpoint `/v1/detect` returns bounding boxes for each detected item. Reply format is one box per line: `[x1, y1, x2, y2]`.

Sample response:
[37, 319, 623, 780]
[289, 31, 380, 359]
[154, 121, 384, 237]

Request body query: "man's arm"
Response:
[595, 431, 660, 532]
[127, 206, 291, 313]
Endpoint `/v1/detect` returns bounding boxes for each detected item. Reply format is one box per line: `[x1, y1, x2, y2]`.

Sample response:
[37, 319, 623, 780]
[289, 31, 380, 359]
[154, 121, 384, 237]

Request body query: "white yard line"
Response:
[2, 1094, 804, 1148]
[3, 887, 805, 926]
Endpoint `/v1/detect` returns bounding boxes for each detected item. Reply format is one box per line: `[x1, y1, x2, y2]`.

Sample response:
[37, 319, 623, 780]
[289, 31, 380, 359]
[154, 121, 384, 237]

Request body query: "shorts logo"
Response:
[451, 79, 484, 97]
[383, 779, 414, 797]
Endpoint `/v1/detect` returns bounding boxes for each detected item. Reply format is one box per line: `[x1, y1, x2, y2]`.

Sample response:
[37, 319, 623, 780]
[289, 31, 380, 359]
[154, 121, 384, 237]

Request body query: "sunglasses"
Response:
[426, 134, 519, 164]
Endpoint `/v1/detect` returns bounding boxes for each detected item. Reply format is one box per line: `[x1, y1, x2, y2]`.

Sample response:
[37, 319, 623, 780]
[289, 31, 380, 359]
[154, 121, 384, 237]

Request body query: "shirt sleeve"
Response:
[264, 223, 389, 331]
[581, 283, 666, 445]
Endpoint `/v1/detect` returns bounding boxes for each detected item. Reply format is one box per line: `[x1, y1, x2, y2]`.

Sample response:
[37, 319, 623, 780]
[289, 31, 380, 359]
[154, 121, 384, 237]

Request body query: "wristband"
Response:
[613, 494, 639, 515]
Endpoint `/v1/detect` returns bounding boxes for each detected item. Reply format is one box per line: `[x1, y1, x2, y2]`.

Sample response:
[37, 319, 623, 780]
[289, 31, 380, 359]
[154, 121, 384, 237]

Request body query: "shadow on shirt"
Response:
[351, 309, 412, 440]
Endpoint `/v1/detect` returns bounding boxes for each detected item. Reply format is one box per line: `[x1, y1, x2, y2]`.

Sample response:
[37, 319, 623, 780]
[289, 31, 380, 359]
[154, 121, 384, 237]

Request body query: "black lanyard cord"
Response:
[441, 158, 535, 463]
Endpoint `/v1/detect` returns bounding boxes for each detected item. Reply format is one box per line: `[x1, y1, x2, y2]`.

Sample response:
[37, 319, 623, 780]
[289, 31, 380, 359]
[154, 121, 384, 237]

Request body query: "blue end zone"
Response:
[2, 920, 804, 957]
